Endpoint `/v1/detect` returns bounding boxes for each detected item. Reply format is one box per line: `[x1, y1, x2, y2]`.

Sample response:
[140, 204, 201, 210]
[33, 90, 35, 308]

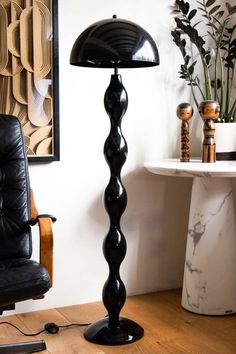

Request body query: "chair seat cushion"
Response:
[0, 258, 50, 306]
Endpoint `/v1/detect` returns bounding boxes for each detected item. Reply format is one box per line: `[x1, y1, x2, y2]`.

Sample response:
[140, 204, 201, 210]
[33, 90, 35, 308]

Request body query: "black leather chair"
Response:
[0, 114, 56, 314]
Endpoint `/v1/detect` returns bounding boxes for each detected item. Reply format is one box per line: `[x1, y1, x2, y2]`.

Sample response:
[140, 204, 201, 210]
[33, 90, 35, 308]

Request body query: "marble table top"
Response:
[144, 158, 236, 178]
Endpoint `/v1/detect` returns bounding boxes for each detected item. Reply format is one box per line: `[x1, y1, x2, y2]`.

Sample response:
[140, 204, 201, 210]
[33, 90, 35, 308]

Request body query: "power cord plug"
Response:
[44, 323, 59, 334]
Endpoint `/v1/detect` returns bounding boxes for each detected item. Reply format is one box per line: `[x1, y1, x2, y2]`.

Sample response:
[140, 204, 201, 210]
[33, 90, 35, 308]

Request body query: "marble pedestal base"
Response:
[182, 177, 236, 315]
[144, 159, 236, 316]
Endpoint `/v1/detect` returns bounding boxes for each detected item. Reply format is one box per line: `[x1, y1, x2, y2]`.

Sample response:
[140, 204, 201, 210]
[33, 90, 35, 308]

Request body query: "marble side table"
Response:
[144, 159, 236, 315]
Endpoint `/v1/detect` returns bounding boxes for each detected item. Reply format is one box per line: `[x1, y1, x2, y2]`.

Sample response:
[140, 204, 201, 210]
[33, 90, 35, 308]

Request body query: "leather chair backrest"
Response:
[0, 115, 32, 260]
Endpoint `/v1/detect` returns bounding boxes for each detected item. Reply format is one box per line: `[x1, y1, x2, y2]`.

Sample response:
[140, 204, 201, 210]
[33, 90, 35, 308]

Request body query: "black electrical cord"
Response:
[0, 320, 91, 337]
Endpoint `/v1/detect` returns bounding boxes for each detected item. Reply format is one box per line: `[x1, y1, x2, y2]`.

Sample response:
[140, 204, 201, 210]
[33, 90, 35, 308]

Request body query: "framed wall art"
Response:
[0, 0, 59, 162]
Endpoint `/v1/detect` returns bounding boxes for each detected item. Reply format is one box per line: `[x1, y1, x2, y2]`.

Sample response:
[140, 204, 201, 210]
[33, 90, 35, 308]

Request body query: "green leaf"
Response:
[226, 3, 231, 12]
[226, 3, 236, 15]
[209, 5, 221, 15]
[193, 20, 203, 28]
[215, 10, 224, 18]
[188, 9, 197, 21]
[222, 34, 230, 39]
[185, 56, 191, 65]
[206, 22, 219, 31]
[231, 38, 236, 46]
[197, 6, 205, 12]
[188, 60, 197, 75]
[211, 15, 223, 26]
[207, 31, 216, 42]
[196, 1, 205, 10]
[206, 0, 216, 7]
[183, 2, 190, 15]
[175, 17, 185, 29]
[229, 6, 236, 15]
[226, 25, 236, 34]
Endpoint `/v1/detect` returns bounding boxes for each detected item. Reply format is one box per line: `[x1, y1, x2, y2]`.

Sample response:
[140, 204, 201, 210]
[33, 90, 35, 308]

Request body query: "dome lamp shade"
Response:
[70, 15, 159, 69]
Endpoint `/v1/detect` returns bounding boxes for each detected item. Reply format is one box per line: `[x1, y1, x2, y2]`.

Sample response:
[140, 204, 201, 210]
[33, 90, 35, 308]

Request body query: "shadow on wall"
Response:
[88, 167, 193, 295]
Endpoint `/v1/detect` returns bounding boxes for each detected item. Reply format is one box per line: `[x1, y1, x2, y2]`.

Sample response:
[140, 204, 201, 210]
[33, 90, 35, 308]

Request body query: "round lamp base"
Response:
[84, 317, 144, 345]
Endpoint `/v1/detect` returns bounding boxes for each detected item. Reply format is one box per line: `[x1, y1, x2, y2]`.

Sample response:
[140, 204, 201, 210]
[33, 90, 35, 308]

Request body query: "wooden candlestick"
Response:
[177, 103, 193, 162]
[199, 100, 220, 163]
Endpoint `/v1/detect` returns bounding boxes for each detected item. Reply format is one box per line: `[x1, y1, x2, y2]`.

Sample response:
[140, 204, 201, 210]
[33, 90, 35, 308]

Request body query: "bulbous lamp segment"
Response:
[70, 16, 159, 346]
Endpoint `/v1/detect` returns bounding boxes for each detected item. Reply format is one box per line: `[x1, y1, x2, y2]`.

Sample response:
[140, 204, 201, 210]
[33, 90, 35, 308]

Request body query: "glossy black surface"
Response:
[71, 16, 159, 345]
[84, 317, 144, 345]
[70, 16, 159, 68]
[84, 74, 143, 345]
[103, 75, 127, 329]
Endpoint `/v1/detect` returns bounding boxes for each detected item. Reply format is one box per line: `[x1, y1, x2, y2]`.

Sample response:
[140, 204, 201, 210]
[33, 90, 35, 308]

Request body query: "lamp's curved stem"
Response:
[103, 73, 128, 329]
[84, 73, 144, 345]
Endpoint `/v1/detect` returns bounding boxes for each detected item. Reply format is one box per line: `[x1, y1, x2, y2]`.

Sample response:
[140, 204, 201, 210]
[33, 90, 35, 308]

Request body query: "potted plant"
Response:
[171, 0, 236, 160]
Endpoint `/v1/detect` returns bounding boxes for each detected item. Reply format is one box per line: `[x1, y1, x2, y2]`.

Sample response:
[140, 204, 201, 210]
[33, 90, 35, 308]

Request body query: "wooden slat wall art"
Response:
[0, 0, 59, 161]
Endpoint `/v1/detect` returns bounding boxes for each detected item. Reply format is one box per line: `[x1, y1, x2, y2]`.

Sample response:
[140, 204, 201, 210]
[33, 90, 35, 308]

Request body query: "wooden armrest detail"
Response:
[30, 189, 38, 219]
[30, 189, 54, 287]
[38, 217, 54, 287]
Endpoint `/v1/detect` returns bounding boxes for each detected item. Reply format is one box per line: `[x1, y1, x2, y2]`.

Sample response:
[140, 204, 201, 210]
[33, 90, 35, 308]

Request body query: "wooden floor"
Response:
[0, 290, 236, 353]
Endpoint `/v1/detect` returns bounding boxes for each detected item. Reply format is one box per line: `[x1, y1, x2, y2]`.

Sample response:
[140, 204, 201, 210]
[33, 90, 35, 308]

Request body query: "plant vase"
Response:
[215, 122, 236, 161]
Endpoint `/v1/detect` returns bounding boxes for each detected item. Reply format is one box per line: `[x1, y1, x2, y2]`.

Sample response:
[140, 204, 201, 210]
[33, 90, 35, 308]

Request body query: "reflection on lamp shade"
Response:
[70, 16, 159, 68]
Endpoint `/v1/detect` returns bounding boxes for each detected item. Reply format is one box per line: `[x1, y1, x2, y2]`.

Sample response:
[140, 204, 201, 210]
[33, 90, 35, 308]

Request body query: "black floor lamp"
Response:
[70, 15, 159, 345]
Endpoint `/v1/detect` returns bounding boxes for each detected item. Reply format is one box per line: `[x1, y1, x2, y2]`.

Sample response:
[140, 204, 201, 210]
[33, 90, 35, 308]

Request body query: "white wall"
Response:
[5, 0, 201, 315]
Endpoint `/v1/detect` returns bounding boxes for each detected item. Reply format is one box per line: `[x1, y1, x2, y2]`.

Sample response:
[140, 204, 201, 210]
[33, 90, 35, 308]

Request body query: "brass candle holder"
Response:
[177, 102, 193, 162]
[199, 100, 220, 163]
